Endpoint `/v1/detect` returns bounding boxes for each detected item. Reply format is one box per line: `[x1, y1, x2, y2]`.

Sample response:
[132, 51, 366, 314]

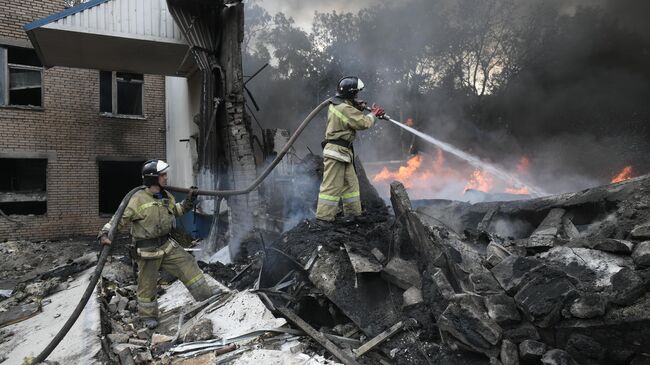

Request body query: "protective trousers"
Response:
[316, 157, 362, 221]
[136, 240, 212, 318]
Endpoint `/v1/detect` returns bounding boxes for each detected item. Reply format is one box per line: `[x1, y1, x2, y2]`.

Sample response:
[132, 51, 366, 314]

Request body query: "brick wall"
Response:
[0, 0, 166, 241]
[225, 94, 259, 245]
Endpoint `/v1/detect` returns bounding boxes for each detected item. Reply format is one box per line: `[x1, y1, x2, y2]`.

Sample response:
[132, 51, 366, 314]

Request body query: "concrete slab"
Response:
[381, 257, 422, 290]
[232, 349, 340, 364]
[159, 279, 284, 342]
[203, 290, 286, 340]
[344, 243, 382, 274]
[526, 208, 566, 248]
[158, 275, 229, 313]
[0, 267, 102, 365]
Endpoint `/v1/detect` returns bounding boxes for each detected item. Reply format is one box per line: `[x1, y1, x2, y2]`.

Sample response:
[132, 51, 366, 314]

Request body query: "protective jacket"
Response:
[99, 188, 190, 241]
[322, 100, 375, 163]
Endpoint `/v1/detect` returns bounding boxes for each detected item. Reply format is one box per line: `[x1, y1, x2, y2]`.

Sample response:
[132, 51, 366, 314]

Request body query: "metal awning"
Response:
[24, 0, 195, 76]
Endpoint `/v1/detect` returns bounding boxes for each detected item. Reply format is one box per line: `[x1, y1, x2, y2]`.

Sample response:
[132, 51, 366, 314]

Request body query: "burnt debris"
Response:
[4, 167, 650, 364]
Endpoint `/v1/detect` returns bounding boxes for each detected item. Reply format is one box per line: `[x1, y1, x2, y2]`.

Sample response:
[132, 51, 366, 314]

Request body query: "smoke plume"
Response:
[244, 0, 650, 199]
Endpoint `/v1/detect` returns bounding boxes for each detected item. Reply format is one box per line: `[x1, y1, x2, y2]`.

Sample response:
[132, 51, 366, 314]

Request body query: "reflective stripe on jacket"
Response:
[99, 188, 187, 240]
[323, 101, 374, 163]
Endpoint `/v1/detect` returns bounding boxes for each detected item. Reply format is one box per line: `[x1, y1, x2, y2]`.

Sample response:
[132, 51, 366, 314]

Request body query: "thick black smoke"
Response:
[243, 0, 650, 196]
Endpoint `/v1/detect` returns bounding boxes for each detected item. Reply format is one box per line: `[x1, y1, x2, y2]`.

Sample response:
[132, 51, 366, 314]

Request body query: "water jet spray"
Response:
[367, 107, 547, 197]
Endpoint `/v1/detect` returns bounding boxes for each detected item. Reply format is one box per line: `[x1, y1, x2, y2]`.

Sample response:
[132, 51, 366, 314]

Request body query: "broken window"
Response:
[0, 158, 47, 215]
[0, 46, 43, 107]
[99, 71, 144, 117]
[98, 160, 145, 214]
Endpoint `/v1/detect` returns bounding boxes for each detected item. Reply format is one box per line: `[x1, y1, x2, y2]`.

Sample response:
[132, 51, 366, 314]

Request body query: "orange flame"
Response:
[372, 153, 534, 199]
[505, 186, 530, 195]
[464, 169, 494, 193]
[373, 155, 424, 187]
[611, 166, 633, 183]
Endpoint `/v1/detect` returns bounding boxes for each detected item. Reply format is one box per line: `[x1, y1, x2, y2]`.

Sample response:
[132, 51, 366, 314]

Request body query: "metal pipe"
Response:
[31, 186, 144, 364]
[166, 98, 332, 197]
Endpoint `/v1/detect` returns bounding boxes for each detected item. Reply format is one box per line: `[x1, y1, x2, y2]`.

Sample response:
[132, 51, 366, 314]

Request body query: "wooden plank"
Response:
[0, 302, 40, 328]
[277, 307, 362, 365]
[323, 333, 363, 347]
[353, 318, 417, 358]
[0, 191, 46, 203]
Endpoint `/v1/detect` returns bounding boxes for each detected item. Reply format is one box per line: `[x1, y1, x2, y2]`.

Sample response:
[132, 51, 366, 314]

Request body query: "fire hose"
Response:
[29, 98, 332, 364]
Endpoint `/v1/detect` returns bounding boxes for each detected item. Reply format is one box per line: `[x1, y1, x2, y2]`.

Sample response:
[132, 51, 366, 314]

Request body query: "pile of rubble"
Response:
[251, 171, 650, 364]
[97, 254, 348, 365]
[384, 175, 650, 365]
[3, 165, 650, 365]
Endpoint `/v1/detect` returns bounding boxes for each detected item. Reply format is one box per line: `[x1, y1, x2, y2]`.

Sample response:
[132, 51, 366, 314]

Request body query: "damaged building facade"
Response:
[0, 0, 167, 241]
[1, 0, 258, 246]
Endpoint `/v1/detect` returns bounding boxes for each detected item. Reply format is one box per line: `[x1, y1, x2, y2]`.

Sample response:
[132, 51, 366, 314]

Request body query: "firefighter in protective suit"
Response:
[98, 160, 212, 329]
[316, 76, 385, 222]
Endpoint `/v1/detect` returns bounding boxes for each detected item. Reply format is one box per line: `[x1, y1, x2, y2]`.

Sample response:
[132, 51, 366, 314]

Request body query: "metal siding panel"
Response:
[87, 5, 95, 29]
[96, 3, 104, 30]
[139, 0, 146, 35]
[152, 0, 160, 37]
[129, 0, 136, 34]
[165, 7, 174, 38]
[120, 0, 127, 33]
[111, 1, 116, 32]
[169, 7, 175, 39]
[106, 1, 113, 32]
[95, 4, 101, 31]
[83, 6, 89, 28]
[144, 0, 152, 36]
[123, 0, 131, 33]
[116, 0, 122, 32]
[135, 0, 141, 35]
[161, 6, 167, 38]
[30, 0, 189, 45]
[102, 4, 107, 31]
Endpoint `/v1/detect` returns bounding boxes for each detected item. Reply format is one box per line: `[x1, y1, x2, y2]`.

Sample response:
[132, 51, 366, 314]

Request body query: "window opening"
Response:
[99, 71, 143, 117]
[0, 46, 43, 107]
[0, 158, 47, 215]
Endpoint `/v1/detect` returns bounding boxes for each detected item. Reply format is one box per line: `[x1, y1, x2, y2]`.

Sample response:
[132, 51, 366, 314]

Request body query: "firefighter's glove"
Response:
[99, 234, 112, 246]
[370, 103, 386, 118]
[187, 186, 199, 203]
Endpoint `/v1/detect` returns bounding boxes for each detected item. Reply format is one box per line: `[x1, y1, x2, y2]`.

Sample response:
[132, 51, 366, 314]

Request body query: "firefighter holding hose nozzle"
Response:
[98, 159, 214, 329]
[315, 76, 385, 226]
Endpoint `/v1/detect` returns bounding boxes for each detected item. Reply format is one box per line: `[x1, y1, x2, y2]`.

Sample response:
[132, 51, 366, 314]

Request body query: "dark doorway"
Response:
[98, 160, 144, 214]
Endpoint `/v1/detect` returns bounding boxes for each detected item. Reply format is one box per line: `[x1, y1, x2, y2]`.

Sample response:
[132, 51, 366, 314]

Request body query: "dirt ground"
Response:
[0, 237, 98, 291]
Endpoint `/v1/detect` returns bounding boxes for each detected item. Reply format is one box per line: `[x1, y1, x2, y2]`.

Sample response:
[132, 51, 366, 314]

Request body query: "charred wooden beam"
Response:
[277, 307, 362, 365]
